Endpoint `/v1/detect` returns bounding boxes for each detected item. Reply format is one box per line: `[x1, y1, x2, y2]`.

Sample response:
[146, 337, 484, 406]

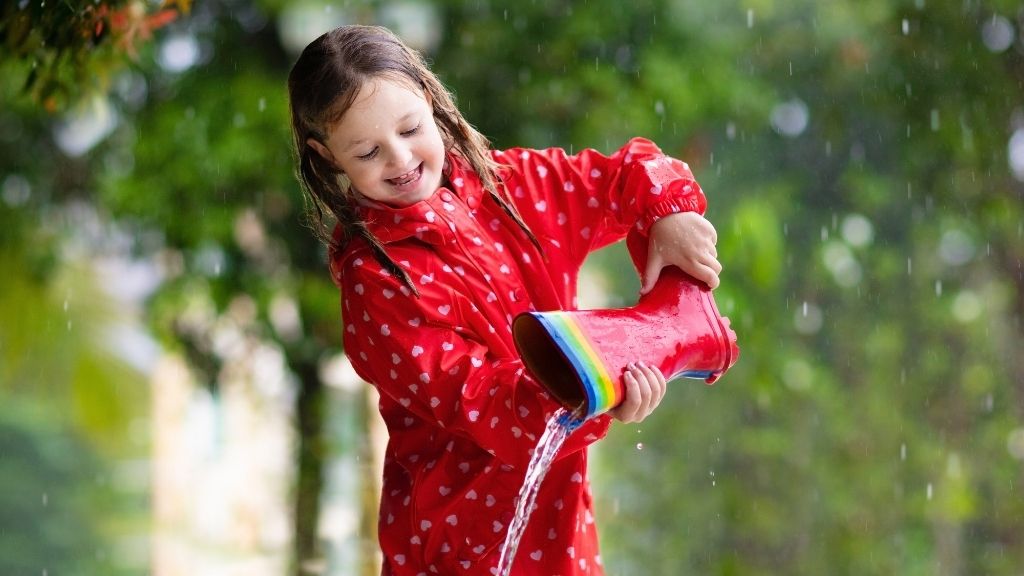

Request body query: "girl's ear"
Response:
[306, 138, 341, 171]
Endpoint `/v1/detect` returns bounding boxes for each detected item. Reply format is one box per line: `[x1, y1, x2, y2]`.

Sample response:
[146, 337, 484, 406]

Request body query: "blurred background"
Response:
[2, 0, 1023, 574]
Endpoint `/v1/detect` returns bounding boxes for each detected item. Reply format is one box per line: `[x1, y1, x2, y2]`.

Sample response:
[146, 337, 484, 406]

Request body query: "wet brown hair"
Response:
[287, 25, 539, 294]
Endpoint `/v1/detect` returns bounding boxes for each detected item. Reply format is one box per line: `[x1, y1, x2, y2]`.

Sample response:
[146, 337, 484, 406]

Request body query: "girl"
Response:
[288, 25, 721, 576]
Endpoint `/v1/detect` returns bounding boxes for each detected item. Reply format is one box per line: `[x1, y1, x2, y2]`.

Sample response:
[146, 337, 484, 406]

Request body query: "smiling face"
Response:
[310, 77, 446, 208]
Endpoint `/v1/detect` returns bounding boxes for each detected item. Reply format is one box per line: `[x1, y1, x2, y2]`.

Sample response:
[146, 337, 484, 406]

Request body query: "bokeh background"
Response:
[3, 0, 1024, 574]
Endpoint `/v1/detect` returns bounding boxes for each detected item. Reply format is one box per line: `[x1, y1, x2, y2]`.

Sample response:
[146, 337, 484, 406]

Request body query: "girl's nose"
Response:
[387, 143, 413, 168]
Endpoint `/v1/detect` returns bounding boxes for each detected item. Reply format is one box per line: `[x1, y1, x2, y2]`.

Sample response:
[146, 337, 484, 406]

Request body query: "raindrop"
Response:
[841, 214, 874, 247]
[635, 443, 644, 451]
[981, 15, 1014, 53]
[901, 19, 909, 35]
[900, 443, 906, 461]
[1008, 128, 1024, 182]
[939, 229, 975, 266]
[907, 257, 912, 275]
[54, 96, 119, 157]
[258, 97, 266, 112]
[770, 98, 809, 137]
[42, 493, 48, 506]
[654, 100, 665, 116]
[823, 241, 862, 287]
[930, 109, 940, 131]
[794, 302, 823, 334]
[952, 291, 982, 322]
[726, 122, 736, 140]
[935, 280, 942, 296]
[747, 9, 754, 28]
[926, 483, 933, 500]
[158, 34, 200, 73]
[67, 320, 72, 331]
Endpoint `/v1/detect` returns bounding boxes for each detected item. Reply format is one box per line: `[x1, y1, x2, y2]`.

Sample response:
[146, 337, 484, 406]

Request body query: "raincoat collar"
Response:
[356, 152, 486, 246]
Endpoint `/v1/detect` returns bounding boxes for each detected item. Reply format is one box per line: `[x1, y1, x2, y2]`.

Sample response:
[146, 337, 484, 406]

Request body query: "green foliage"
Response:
[1, 0, 188, 111]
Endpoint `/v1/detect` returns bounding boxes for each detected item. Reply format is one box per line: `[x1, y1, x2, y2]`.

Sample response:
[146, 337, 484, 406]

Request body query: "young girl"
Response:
[288, 25, 721, 576]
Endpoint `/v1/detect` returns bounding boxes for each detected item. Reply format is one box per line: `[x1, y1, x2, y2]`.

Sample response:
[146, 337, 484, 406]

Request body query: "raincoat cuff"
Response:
[635, 194, 704, 236]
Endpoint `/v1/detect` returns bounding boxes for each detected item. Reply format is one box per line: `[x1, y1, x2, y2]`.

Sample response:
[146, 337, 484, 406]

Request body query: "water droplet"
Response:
[902, 19, 910, 35]
[747, 9, 754, 28]
[900, 443, 907, 461]
[635, 442, 644, 450]
[981, 15, 1015, 53]
[926, 483, 933, 500]
[802, 301, 808, 316]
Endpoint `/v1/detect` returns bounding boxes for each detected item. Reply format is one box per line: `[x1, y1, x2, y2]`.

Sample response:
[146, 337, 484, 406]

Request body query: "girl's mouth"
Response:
[388, 163, 423, 191]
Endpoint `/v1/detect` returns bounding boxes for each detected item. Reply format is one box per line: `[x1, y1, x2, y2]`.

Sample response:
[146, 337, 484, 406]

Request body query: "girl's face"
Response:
[311, 78, 445, 208]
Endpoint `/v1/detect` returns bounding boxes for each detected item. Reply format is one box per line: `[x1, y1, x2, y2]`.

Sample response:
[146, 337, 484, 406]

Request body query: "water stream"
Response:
[495, 408, 584, 576]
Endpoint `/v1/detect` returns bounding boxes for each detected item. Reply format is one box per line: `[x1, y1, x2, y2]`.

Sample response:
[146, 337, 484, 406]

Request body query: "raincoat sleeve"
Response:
[493, 137, 707, 267]
[338, 253, 610, 470]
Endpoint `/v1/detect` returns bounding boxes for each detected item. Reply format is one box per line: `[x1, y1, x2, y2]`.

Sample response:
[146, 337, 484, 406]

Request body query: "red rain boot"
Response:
[512, 230, 739, 419]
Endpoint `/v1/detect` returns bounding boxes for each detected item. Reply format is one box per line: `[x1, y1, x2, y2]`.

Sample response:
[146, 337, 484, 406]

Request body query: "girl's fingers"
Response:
[637, 362, 666, 413]
[689, 262, 720, 289]
[615, 362, 670, 423]
[613, 368, 641, 423]
[631, 364, 653, 420]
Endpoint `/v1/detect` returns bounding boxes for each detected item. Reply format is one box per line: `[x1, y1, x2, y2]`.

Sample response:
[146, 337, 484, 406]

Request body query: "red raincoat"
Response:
[331, 137, 706, 575]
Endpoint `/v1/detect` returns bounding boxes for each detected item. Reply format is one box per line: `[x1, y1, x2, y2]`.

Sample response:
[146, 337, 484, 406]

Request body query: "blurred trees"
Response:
[2, 0, 1023, 575]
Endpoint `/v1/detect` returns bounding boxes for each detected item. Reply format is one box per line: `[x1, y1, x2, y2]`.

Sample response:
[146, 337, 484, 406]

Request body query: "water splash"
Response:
[495, 408, 583, 576]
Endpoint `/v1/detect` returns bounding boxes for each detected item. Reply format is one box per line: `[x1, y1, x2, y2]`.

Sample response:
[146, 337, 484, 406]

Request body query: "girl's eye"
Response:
[401, 123, 421, 137]
[357, 147, 378, 161]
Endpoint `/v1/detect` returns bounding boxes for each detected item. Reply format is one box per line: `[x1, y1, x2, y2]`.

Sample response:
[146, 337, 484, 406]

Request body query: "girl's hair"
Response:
[287, 25, 539, 293]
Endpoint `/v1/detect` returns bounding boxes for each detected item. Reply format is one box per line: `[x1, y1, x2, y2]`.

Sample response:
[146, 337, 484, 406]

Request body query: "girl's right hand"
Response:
[608, 361, 667, 424]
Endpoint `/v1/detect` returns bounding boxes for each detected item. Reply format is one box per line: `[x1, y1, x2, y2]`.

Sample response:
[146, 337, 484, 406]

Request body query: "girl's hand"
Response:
[640, 211, 722, 293]
[609, 361, 667, 424]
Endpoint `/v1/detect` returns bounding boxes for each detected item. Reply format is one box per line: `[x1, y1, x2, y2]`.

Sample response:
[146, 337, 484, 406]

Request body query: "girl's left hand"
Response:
[640, 211, 722, 293]
[609, 361, 668, 424]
